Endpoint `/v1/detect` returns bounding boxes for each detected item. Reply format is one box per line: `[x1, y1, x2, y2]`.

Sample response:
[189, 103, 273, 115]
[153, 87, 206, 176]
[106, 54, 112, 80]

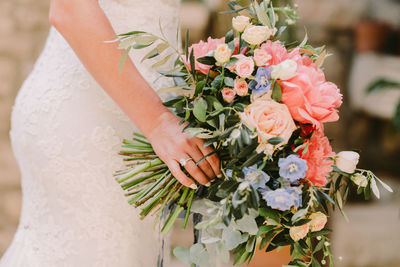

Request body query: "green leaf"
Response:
[313, 240, 324, 253]
[224, 77, 235, 87]
[291, 208, 308, 223]
[119, 46, 131, 74]
[267, 136, 284, 145]
[193, 98, 208, 122]
[225, 29, 234, 44]
[195, 81, 206, 96]
[259, 207, 280, 224]
[173, 247, 191, 264]
[197, 56, 216, 66]
[370, 177, 380, 199]
[151, 53, 173, 69]
[271, 82, 282, 102]
[185, 29, 189, 61]
[189, 243, 209, 266]
[257, 225, 275, 237]
[366, 78, 400, 94]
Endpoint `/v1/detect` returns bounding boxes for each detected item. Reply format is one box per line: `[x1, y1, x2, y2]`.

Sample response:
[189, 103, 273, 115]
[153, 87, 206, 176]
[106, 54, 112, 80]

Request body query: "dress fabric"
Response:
[0, 0, 180, 266]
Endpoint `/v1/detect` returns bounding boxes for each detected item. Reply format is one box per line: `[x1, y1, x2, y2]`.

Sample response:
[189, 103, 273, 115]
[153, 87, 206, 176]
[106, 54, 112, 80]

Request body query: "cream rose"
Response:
[271, 59, 298, 80]
[242, 25, 272, 45]
[351, 173, 368, 187]
[289, 223, 310, 241]
[232, 16, 251, 32]
[309, 212, 328, 232]
[240, 94, 297, 155]
[336, 151, 360, 173]
[254, 48, 272, 66]
[214, 43, 232, 63]
[235, 55, 255, 78]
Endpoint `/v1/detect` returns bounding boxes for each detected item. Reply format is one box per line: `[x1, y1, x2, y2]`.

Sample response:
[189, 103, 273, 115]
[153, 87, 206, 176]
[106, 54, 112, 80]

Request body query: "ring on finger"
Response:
[179, 157, 194, 167]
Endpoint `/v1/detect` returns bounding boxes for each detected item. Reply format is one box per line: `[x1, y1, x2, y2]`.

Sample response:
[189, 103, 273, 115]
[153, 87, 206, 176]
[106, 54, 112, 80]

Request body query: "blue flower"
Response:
[226, 169, 233, 178]
[284, 186, 303, 208]
[261, 188, 295, 211]
[243, 164, 270, 191]
[249, 67, 272, 95]
[278, 155, 308, 183]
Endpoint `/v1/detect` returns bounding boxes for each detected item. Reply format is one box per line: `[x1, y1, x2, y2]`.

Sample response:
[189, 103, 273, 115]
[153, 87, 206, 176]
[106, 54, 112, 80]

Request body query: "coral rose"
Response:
[254, 48, 272, 66]
[280, 64, 342, 129]
[183, 37, 225, 74]
[240, 94, 297, 155]
[299, 130, 335, 186]
[259, 41, 302, 67]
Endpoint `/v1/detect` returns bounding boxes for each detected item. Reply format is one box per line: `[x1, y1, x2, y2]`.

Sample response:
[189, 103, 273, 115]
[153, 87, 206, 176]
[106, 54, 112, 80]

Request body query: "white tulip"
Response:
[232, 16, 251, 32]
[271, 60, 298, 80]
[336, 151, 360, 173]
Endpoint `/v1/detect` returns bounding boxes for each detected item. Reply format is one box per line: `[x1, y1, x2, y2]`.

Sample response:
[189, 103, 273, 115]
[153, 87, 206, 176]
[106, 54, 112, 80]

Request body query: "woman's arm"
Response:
[49, 0, 221, 187]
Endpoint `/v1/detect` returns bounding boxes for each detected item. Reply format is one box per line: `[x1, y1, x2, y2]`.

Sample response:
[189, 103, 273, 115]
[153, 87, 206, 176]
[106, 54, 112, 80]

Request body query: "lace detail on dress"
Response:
[0, 0, 180, 266]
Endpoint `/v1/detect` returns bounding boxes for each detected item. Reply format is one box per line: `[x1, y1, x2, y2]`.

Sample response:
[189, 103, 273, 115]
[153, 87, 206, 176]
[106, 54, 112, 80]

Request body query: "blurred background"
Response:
[0, 0, 399, 266]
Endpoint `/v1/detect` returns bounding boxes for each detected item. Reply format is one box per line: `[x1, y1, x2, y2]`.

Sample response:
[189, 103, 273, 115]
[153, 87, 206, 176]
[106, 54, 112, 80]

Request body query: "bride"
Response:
[0, 0, 221, 266]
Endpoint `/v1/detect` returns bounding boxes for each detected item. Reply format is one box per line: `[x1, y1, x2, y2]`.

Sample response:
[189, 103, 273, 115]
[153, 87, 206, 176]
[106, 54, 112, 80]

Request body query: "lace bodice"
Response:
[0, 1, 181, 266]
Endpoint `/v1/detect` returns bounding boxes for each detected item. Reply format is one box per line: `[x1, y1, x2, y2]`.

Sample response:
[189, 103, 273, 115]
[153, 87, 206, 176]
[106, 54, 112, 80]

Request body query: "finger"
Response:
[167, 160, 197, 189]
[183, 159, 211, 186]
[186, 145, 216, 180]
[195, 139, 222, 178]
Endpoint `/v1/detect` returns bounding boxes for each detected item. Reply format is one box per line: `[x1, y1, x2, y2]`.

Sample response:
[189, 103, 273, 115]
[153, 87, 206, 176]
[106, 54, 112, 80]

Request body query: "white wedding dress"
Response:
[0, 0, 181, 266]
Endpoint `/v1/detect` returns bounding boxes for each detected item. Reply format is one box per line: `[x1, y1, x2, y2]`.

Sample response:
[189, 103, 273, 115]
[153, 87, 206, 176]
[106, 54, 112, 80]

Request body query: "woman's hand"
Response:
[146, 111, 222, 189]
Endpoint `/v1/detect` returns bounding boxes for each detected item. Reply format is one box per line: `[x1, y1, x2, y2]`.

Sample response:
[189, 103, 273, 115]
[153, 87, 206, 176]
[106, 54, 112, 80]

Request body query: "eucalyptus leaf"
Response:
[173, 247, 191, 264]
[189, 243, 209, 266]
[222, 227, 246, 250]
[217, 241, 230, 263]
[236, 214, 259, 235]
[193, 98, 208, 122]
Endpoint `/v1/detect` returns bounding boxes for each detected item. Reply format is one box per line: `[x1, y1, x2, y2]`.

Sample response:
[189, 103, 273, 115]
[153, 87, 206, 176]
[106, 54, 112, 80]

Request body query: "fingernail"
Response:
[189, 184, 198, 190]
[217, 174, 222, 178]
[205, 182, 211, 187]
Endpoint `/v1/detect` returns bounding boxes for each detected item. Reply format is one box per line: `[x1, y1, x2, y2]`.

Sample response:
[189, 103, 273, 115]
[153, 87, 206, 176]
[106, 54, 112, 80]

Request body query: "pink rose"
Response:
[234, 78, 249, 96]
[253, 48, 272, 66]
[280, 65, 342, 129]
[309, 212, 328, 232]
[240, 95, 297, 155]
[299, 130, 335, 186]
[183, 37, 225, 74]
[259, 41, 302, 67]
[222, 88, 236, 103]
[234, 55, 254, 78]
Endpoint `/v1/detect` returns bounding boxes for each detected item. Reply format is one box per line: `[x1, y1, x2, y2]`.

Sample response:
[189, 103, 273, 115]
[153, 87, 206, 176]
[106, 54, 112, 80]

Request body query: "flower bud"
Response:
[289, 223, 310, 241]
[232, 16, 251, 32]
[309, 212, 327, 232]
[336, 151, 360, 173]
[351, 173, 368, 187]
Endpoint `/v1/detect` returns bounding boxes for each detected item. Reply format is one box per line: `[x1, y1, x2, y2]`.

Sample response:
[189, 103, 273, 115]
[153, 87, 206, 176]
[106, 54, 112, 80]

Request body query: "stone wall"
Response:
[0, 0, 50, 253]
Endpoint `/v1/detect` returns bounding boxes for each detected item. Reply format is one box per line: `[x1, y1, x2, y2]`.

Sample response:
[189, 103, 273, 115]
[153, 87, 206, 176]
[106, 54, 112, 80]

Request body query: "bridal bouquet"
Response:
[114, 1, 392, 266]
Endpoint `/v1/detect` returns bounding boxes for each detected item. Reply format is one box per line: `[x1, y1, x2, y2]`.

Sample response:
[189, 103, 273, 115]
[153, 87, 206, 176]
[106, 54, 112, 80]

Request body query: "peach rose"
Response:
[240, 94, 297, 155]
[235, 55, 255, 78]
[299, 129, 335, 186]
[289, 223, 310, 241]
[232, 16, 251, 32]
[309, 212, 328, 232]
[234, 78, 249, 96]
[254, 48, 272, 67]
[222, 88, 236, 103]
[280, 64, 342, 129]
